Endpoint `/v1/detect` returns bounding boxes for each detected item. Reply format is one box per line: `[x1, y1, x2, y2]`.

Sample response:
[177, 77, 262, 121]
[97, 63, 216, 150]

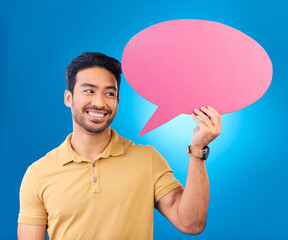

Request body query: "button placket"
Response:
[91, 160, 99, 194]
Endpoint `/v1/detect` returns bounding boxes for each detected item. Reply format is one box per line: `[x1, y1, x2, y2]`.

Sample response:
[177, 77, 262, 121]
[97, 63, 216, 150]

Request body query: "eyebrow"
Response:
[80, 83, 117, 91]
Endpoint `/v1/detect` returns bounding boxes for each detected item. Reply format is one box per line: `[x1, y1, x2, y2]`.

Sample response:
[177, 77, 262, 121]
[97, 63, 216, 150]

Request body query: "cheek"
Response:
[107, 99, 118, 109]
[72, 96, 87, 108]
[71, 101, 84, 113]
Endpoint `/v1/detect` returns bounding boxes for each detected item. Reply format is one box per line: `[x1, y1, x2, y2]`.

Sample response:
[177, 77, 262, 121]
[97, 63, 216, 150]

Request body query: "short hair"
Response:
[66, 52, 122, 97]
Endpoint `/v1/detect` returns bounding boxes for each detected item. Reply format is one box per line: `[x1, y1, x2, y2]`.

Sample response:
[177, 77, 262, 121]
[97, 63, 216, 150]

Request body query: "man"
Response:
[18, 52, 221, 239]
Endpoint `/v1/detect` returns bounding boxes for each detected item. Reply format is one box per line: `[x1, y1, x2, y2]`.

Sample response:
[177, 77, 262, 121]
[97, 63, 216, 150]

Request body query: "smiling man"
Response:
[18, 52, 221, 240]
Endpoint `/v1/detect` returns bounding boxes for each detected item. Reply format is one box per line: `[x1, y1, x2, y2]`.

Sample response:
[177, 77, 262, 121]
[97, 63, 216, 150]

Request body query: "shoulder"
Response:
[27, 137, 68, 177]
[118, 134, 172, 171]
[25, 148, 57, 179]
[122, 136, 157, 156]
[31, 133, 73, 168]
[119, 135, 167, 166]
[20, 146, 61, 194]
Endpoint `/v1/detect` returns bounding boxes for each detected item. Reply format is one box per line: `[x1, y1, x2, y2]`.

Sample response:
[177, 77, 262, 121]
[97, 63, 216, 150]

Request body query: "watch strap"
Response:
[187, 145, 210, 160]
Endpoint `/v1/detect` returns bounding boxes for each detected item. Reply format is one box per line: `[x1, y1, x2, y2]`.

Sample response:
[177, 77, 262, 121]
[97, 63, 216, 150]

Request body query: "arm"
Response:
[155, 106, 221, 235]
[18, 224, 46, 240]
[18, 166, 48, 239]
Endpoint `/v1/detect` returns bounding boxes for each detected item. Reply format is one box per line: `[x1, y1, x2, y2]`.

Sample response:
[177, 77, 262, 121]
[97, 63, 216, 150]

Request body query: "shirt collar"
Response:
[58, 129, 124, 166]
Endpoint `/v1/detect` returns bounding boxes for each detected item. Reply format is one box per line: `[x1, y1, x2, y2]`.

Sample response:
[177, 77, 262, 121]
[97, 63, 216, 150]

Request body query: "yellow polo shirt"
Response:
[18, 129, 182, 240]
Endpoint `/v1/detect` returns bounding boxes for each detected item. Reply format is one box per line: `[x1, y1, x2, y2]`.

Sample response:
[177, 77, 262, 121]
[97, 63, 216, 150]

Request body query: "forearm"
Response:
[177, 155, 209, 232]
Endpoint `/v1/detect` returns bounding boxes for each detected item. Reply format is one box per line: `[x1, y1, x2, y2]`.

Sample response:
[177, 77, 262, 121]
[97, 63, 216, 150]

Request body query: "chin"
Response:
[84, 123, 111, 134]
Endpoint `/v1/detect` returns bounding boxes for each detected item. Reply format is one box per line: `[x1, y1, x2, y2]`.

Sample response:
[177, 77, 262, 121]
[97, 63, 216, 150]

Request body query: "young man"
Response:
[18, 52, 221, 240]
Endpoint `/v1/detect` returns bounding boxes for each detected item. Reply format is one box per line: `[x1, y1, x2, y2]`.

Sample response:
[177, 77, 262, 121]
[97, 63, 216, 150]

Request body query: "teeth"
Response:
[88, 112, 105, 118]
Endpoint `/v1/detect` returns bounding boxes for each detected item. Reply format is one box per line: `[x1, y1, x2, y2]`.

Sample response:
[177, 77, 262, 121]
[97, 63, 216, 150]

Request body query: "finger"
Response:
[191, 113, 207, 128]
[207, 106, 221, 117]
[200, 106, 220, 126]
[194, 108, 213, 127]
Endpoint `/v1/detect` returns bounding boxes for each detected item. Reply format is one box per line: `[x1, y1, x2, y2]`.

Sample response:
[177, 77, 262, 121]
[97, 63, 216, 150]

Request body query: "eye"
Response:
[106, 92, 115, 97]
[84, 89, 94, 94]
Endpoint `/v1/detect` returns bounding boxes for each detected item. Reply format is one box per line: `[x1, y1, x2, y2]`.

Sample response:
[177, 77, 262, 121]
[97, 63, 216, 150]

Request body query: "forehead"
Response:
[75, 67, 117, 88]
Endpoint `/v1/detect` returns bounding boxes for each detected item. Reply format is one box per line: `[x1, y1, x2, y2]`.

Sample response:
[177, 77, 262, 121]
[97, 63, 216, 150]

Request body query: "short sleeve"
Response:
[152, 148, 183, 205]
[18, 166, 47, 225]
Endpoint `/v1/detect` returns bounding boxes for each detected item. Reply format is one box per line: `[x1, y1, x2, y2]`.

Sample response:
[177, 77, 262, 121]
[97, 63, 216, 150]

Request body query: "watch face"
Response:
[202, 146, 210, 160]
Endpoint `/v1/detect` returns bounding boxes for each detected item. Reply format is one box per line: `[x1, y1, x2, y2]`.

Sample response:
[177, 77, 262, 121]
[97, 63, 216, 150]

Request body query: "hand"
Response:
[190, 106, 222, 149]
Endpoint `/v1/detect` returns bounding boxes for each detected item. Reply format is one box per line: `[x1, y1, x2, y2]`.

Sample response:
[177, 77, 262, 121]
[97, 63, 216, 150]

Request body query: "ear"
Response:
[64, 90, 73, 108]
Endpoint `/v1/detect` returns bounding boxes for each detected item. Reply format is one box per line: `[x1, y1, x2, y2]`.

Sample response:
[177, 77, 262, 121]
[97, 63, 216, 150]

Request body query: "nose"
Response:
[91, 93, 105, 108]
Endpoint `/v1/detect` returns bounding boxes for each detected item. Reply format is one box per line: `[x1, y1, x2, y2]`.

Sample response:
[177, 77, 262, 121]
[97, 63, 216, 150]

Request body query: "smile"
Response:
[88, 112, 105, 118]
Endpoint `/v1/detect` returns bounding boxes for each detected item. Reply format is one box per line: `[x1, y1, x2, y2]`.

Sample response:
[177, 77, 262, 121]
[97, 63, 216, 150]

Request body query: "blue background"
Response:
[1, 0, 287, 239]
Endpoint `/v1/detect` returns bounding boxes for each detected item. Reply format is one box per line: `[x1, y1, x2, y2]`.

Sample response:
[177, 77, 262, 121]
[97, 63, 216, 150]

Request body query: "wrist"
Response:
[187, 145, 210, 160]
[190, 145, 206, 150]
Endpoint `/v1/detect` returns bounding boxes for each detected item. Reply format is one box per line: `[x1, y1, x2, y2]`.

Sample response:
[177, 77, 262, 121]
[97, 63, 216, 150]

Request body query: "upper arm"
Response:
[152, 147, 183, 204]
[18, 166, 47, 225]
[18, 224, 46, 240]
[151, 147, 187, 232]
[155, 186, 187, 232]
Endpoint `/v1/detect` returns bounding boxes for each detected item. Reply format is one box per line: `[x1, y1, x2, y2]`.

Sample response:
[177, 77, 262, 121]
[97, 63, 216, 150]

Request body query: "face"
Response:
[65, 67, 119, 134]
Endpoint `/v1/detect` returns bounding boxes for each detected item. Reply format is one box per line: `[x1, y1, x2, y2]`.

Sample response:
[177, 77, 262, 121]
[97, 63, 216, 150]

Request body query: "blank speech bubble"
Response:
[122, 20, 273, 136]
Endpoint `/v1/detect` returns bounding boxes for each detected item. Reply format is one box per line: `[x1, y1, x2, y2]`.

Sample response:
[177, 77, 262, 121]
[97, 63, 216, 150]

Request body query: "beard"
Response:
[71, 104, 116, 134]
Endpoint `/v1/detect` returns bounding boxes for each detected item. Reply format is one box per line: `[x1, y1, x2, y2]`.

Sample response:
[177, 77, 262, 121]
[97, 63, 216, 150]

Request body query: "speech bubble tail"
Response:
[139, 107, 179, 136]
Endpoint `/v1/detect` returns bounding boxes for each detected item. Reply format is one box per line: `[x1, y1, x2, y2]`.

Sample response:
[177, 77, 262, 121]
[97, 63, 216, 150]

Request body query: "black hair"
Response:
[66, 52, 122, 97]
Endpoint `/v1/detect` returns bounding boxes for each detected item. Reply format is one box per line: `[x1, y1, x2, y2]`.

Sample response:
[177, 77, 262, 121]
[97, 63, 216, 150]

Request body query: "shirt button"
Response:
[93, 178, 97, 182]
[92, 163, 95, 167]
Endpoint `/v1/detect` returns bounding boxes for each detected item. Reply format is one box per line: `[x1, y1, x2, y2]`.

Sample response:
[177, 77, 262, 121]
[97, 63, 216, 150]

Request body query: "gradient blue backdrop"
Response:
[1, 0, 287, 239]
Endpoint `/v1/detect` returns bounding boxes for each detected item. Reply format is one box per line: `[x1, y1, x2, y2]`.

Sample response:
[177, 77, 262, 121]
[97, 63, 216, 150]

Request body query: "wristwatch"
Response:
[186, 145, 210, 160]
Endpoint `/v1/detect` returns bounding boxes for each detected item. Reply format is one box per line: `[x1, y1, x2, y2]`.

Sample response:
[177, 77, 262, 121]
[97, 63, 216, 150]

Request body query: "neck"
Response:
[70, 123, 112, 161]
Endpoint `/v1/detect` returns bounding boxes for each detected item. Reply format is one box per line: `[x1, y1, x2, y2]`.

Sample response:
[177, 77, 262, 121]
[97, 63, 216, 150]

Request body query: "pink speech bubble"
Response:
[122, 20, 272, 136]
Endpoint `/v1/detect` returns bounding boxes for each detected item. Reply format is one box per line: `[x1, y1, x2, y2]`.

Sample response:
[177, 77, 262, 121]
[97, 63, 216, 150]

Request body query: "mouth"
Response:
[85, 110, 110, 122]
[87, 112, 105, 118]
